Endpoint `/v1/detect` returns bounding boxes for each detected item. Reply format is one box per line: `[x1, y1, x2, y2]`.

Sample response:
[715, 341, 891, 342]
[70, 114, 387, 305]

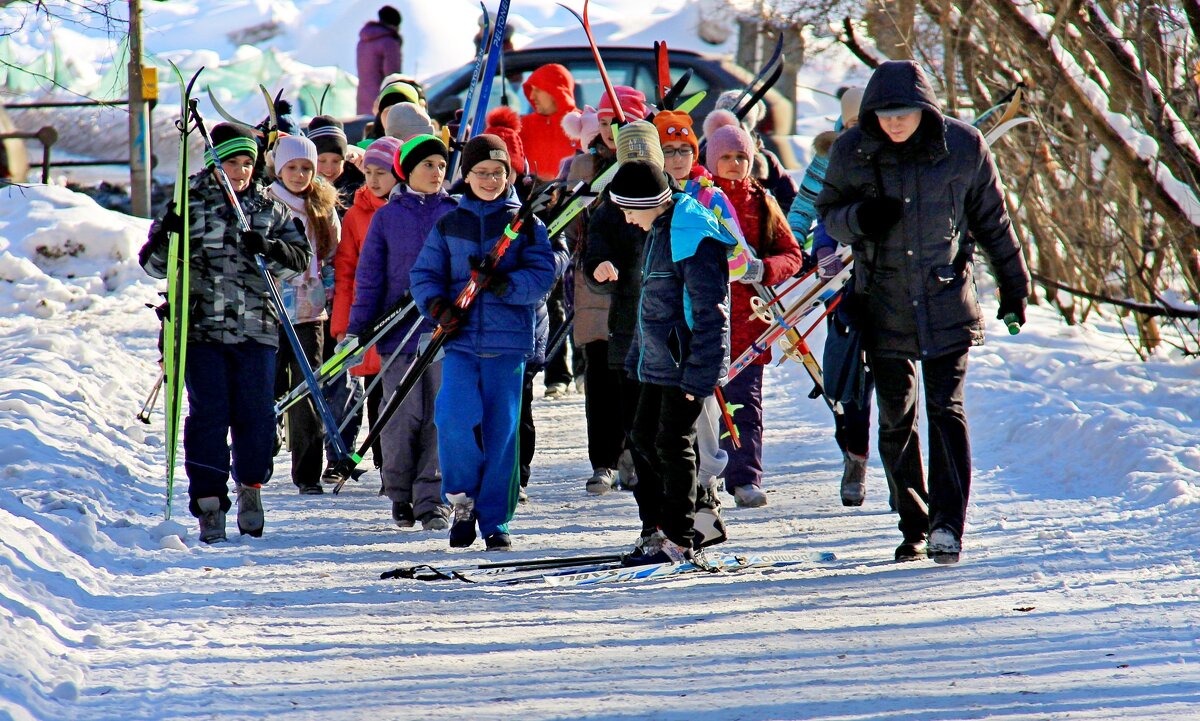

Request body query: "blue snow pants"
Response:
[435, 349, 525, 537]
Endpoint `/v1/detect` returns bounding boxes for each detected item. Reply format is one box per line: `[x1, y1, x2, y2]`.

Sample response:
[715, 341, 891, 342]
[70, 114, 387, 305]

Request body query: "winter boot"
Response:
[447, 493, 477, 548]
[420, 507, 450, 531]
[544, 382, 569, 399]
[484, 532, 512, 551]
[196, 497, 227, 544]
[840, 452, 868, 506]
[733, 485, 768, 508]
[894, 537, 926, 562]
[585, 468, 616, 496]
[235, 483, 264, 537]
[391, 501, 415, 529]
[623, 537, 692, 566]
[617, 449, 638, 490]
[927, 527, 961, 564]
[693, 483, 728, 549]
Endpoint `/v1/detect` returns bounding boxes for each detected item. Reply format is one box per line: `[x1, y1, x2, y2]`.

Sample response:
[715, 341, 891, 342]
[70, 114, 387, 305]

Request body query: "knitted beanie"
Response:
[364, 136, 403, 172]
[615, 120, 664, 169]
[483, 106, 526, 174]
[378, 5, 401, 27]
[597, 85, 649, 122]
[394, 134, 448, 181]
[715, 89, 764, 130]
[206, 123, 259, 168]
[376, 79, 422, 115]
[561, 105, 601, 150]
[609, 160, 671, 209]
[272, 134, 319, 171]
[653, 110, 699, 157]
[384, 102, 435, 141]
[840, 87, 864, 127]
[703, 109, 755, 172]
[461, 133, 510, 176]
[306, 115, 348, 157]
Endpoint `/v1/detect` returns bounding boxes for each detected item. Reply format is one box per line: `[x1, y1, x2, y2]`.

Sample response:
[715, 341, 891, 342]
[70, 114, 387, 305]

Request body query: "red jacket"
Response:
[714, 177, 805, 365]
[331, 186, 387, 376]
[519, 64, 577, 180]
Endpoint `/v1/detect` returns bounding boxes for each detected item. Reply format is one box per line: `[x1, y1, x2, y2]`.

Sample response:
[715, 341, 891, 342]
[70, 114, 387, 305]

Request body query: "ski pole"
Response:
[713, 386, 740, 450]
[381, 552, 625, 580]
[335, 314, 424, 435]
[137, 376, 164, 424]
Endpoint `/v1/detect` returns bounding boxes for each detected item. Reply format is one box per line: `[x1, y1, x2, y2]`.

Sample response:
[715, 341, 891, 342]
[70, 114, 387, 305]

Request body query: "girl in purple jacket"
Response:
[346, 135, 457, 530]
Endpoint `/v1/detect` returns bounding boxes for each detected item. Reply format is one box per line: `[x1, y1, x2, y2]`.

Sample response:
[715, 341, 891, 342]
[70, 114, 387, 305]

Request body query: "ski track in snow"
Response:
[2, 274, 1199, 720]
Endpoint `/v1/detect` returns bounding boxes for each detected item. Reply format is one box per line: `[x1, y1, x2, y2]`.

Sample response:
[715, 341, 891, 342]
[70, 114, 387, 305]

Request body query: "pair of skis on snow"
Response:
[381, 549, 835, 587]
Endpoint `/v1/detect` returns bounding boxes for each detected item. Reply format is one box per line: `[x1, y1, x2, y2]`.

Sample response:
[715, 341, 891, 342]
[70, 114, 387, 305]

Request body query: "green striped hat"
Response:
[205, 123, 259, 168]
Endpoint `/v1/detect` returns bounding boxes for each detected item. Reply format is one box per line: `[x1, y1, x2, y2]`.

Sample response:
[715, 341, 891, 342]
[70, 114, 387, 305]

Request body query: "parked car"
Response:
[417, 45, 796, 168]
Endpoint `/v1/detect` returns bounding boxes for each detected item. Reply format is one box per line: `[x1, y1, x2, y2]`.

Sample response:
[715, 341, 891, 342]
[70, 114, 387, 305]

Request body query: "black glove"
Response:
[470, 255, 510, 297]
[428, 297, 464, 334]
[855, 197, 905, 238]
[146, 208, 183, 248]
[241, 230, 271, 257]
[997, 295, 1027, 330]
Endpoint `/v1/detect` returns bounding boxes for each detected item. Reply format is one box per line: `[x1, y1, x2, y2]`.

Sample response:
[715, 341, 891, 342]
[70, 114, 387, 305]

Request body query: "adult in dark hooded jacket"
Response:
[356, 7, 403, 114]
[519, 64, 578, 181]
[816, 60, 1030, 565]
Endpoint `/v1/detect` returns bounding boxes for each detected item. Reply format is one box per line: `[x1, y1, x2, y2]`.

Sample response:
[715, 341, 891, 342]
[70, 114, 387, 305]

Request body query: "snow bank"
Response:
[0, 185, 150, 318]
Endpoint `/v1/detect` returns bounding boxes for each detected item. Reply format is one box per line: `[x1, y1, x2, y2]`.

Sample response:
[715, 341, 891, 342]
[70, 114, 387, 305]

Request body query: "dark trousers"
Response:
[630, 382, 703, 548]
[364, 374, 384, 468]
[719, 363, 764, 492]
[322, 323, 362, 464]
[519, 366, 536, 487]
[583, 340, 624, 471]
[543, 280, 572, 387]
[870, 349, 971, 541]
[184, 341, 276, 517]
[834, 366, 875, 457]
[274, 321, 325, 489]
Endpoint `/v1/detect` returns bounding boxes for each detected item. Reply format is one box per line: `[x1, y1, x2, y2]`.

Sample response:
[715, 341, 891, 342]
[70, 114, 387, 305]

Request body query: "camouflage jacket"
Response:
[141, 175, 312, 348]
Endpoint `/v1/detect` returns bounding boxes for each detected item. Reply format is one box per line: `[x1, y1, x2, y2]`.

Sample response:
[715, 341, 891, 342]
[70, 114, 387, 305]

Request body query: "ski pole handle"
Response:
[1004, 313, 1021, 335]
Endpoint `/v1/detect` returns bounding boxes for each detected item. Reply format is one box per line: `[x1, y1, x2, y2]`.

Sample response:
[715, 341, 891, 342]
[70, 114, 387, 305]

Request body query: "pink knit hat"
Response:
[703, 109, 755, 172]
[364, 136, 402, 172]
[598, 86, 648, 122]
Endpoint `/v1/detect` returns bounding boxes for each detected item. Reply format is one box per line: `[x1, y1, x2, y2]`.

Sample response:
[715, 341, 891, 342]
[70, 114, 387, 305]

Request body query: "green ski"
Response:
[163, 63, 203, 519]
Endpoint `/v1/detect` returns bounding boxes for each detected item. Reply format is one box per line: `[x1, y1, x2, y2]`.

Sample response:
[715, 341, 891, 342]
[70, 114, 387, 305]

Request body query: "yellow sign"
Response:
[142, 66, 159, 101]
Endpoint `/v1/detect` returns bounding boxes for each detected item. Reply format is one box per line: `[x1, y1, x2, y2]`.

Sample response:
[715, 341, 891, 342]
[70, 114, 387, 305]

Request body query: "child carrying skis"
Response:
[409, 134, 556, 551]
[344, 134, 457, 530]
[139, 122, 311, 543]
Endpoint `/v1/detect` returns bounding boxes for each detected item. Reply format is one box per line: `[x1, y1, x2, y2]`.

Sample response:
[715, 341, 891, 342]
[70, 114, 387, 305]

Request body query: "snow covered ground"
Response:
[3, 184, 1200, 720]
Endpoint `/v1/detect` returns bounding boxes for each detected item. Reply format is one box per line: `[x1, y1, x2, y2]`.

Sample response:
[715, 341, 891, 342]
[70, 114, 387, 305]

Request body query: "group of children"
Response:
[141, 67, 841, 564]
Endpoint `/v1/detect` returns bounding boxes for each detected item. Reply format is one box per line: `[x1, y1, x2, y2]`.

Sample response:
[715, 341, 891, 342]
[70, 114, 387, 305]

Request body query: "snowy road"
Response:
[3, 277, 1199, 720]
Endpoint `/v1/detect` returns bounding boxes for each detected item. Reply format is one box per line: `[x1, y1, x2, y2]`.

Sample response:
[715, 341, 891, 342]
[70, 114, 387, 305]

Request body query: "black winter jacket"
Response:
[583, 190, 649, 370]
[816, 60, 1030, 360]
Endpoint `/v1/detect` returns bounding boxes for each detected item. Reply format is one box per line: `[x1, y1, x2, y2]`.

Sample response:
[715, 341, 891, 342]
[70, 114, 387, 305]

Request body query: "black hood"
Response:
[858, 60, 944, 147]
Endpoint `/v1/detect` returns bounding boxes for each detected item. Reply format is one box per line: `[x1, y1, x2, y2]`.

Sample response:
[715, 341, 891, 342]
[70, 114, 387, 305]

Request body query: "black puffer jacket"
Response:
[583, 189, 649, 370]
[816, 60, 1030, 360]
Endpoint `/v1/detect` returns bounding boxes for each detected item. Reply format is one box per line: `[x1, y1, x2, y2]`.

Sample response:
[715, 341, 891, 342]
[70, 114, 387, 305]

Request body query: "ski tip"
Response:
[813, 551, 837, 563]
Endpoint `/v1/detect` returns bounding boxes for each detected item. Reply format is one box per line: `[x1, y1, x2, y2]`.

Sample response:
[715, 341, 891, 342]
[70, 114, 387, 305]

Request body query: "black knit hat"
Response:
[306, 115, 347, 157]
[609, 160, 671, 209]
[461, 134, 510, 176]
[378, 5, 401, 27]
[396, 134, 448, 181]
[206, 122, 259, 168]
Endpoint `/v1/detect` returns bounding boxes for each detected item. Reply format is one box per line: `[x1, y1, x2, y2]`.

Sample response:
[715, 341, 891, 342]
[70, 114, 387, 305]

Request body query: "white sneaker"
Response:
[544, 383, 569, 399]
[927, 527, 961, 564]
[617, 449, 638, 489]
[733, 485, 768, 508]
[585, 468, 615, 496]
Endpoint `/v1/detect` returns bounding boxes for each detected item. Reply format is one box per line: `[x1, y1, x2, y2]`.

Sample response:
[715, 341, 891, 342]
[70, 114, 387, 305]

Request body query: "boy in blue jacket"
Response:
[409, 134, 556, 551]
[595, 160, 736, 565]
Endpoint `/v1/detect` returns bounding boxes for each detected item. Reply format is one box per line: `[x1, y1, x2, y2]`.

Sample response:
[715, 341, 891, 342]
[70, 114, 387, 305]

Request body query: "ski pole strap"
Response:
[503, 225, 519, 240]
